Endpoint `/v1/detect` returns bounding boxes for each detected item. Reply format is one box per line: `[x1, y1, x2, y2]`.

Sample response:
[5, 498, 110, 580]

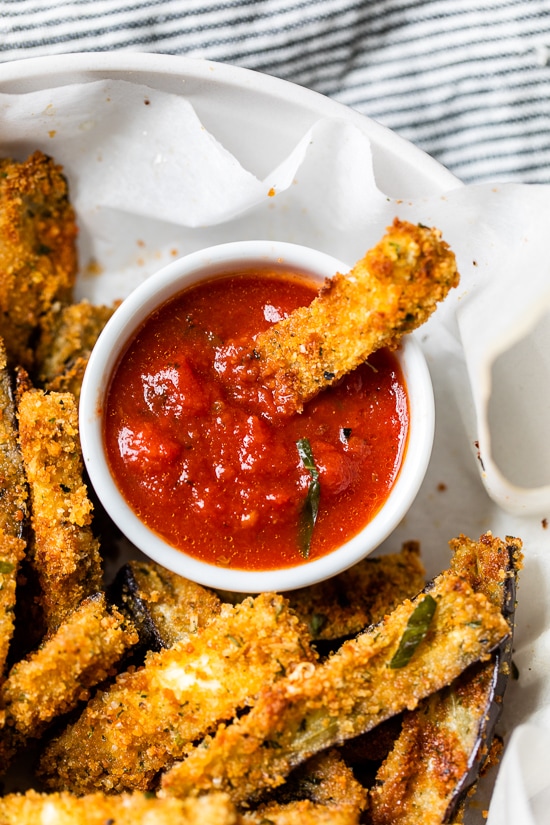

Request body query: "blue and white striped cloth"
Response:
[1, 0, 550, 184]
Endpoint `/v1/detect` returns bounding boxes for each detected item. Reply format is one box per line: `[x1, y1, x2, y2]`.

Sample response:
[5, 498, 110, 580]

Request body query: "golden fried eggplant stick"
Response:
[243, 803, 360, 825]
[160, 568, 509, 805]
[17, 389, 103, 634]
[0, 789, 238, 825]
[0, 530, 25, 681]
[254, 219, 459, 414]
[242, 749, 367, 825]
[369, 664, 497, 825]
[368, 533, 523, 825]
[288, 541, 425, 641]
[0, 339, 28, 541]
[111, 559, 222, 650]
[36, 300, 117, 400]
[0, 591, 137, 772]
[39, 593, 316, 795]
[0, 339, 30, 677]
[0, 151, 78, 369]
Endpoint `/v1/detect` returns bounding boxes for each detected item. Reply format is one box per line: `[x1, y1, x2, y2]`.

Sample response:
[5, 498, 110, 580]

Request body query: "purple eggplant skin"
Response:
[0, 347, 41, 664]
[108, 559, 222, 660]
[443, 536, 521, 823]
[108, 562, 166, 656]
[0, 342, 29, 542]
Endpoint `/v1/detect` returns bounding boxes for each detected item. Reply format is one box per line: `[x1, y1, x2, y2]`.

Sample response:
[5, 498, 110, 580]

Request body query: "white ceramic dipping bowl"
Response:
[80, 240, 435, 593]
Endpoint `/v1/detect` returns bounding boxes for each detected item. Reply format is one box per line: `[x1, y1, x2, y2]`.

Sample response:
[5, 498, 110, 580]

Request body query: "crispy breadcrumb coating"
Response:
[160, 571, 509, 805]
[0, 530, 25, 679]
[111, 560, 222, 650]
[0, 789, 238, 825]
[368, 533, 523, 825]
[0, 339, 28, 540]
[243, 801, 361, 825]
[39, 592, 316, 794]
[449, 532, 524, 607]
[369, 664, 497, 825]
[242, 749, 367, 825]
[288, 542, 425, 640]
[17, 389, 103, 633]
[1, 593, 137, 741]
[254, 219, 459, 414]
[0, 151, 78, 369]
[36, 300, 116, 400]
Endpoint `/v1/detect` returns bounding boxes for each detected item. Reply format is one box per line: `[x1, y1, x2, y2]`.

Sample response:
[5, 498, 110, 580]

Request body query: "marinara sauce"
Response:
[104, 269, 409, 571]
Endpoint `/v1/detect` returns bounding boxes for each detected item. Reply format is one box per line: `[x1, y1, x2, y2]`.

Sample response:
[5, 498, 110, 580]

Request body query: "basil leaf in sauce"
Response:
[296, 437, 320, 559]
[389, 594, 437, 668]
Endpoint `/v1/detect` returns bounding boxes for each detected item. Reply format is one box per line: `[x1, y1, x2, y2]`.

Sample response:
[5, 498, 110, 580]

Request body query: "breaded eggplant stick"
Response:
[160, 569, 509, 805]
[368, 533, 523, 825]
[0, 592, 138, 771]
[0, 530, 25, 682]
[0, 151, 78, 369]
[242, 749, 367, 825]
[17, 389, 102, 633]
[244, 804, 359, 825]
[368, 666, 497, 825]
[0, 340, 30, 676]
[0, 789, 238, 825]
[39, 593, 316, 794]
[0, 339, 28, 540]
[36, 300, 116, 400]
[254, 219, 459, 414]
[288, 541, 425, 641]
[110, 560, 222, 651]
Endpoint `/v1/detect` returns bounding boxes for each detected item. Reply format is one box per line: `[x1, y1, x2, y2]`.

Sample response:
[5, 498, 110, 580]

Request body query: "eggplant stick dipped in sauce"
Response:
[239, 217, 458, 558]
[104, 219, 459, 568]
[253, 218, 459, 416]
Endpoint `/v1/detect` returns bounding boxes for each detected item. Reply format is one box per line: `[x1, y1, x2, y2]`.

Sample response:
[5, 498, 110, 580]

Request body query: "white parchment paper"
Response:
[1, 78, 549, 821]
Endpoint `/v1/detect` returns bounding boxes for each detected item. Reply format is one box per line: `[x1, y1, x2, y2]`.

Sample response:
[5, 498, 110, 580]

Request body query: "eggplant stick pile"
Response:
[39, 593, 317, 795]
[253, 218, 459, 414]
[0, 151, 522, 825]
[159, 566, 509, 805]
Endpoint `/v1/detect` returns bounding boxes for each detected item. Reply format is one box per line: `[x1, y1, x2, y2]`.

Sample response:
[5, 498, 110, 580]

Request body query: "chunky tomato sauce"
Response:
[104, 269, 409, 571]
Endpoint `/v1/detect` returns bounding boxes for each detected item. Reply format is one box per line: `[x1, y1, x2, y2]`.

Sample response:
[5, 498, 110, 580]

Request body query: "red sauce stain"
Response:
[104, 269, 409, 571]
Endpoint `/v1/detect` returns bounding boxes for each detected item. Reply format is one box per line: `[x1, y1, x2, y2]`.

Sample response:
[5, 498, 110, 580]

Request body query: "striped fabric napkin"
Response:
[1, 0, 550, 184]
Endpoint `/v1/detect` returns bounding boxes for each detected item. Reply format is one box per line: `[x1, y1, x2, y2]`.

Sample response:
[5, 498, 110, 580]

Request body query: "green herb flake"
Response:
[389, 594, 437, 669]
[296, 437, 320, 559]
[309, 613, 328, 637]
[0, 561, 14, 575]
